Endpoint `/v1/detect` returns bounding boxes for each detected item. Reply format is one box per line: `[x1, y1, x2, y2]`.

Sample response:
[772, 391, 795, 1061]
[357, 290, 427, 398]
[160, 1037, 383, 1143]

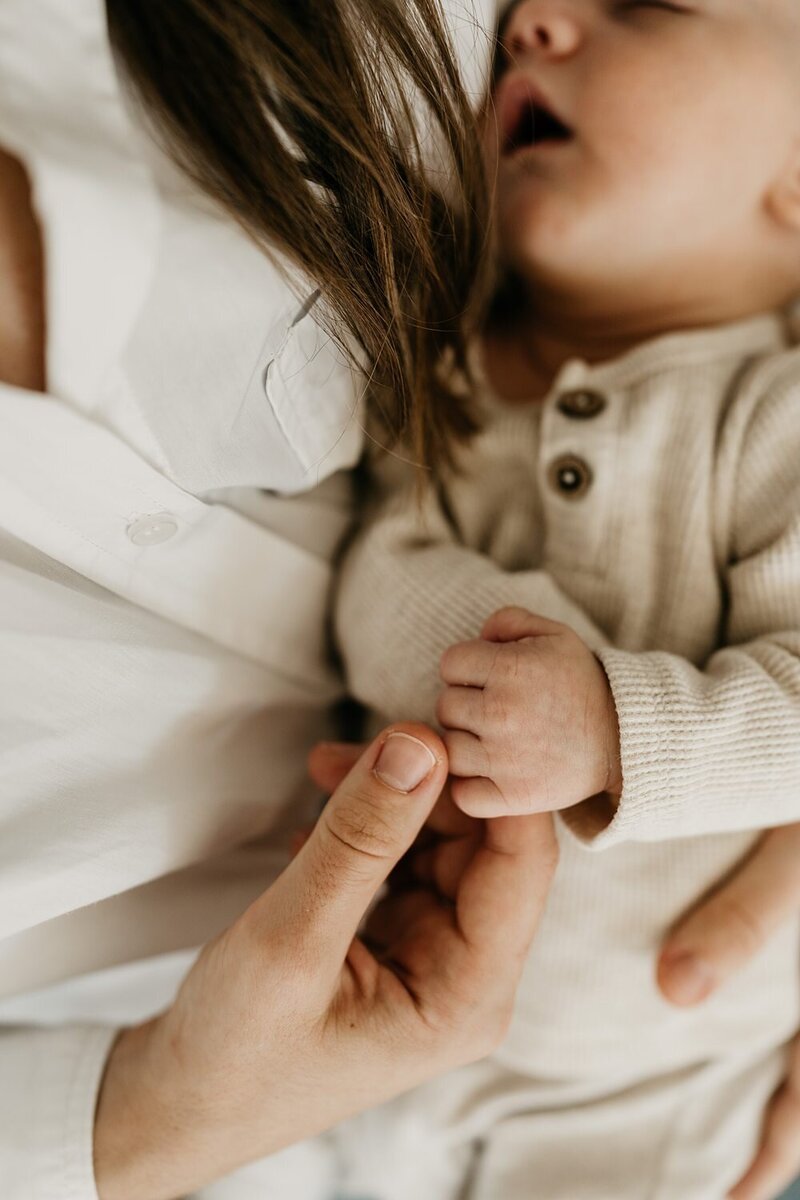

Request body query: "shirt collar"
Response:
[552, 311, 791, 398]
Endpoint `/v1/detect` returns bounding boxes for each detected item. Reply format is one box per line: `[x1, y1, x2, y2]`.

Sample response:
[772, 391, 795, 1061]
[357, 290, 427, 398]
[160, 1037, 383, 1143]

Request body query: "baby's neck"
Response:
[482, 278, 788, 406]
[481, 314, 644, 406]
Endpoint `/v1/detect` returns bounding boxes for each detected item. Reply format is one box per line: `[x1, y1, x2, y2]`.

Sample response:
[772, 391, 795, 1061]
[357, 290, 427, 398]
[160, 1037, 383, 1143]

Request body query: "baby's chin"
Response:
[494, 206, 680, 320]
[494, 211, 589, 299]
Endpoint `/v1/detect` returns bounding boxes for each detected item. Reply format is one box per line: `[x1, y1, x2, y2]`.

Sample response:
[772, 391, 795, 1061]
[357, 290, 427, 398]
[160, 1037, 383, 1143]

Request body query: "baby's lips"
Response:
[494, 70, 573, 154]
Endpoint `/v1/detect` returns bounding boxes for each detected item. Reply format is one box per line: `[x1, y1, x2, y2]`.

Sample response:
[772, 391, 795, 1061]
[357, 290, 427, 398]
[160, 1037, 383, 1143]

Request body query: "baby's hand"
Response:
[437, 607, 622, 818]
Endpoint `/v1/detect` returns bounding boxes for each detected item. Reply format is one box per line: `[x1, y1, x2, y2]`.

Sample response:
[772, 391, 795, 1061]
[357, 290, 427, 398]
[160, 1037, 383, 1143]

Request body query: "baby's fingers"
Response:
[452, 775, 558, 818]
[452, 775, 511, 818]
[441, 639, 503, 688]
[436, 685, 484, 734]
[444, 730, 491, 779]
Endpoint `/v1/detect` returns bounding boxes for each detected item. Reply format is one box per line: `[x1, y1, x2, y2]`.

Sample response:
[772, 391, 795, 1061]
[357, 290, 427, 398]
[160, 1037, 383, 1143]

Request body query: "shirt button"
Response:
[126, 513, 180, 547]
[547, 454, 593, 500]
[556, 389, 607, 420]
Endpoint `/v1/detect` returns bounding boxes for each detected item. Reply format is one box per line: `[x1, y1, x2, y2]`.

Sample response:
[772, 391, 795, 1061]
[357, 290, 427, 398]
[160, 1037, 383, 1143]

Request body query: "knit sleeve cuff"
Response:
[559, 648, 683, 850]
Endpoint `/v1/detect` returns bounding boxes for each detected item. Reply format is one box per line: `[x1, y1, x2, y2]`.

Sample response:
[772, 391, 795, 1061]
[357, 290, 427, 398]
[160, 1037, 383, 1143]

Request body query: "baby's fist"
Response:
[437, 607, 622, 818]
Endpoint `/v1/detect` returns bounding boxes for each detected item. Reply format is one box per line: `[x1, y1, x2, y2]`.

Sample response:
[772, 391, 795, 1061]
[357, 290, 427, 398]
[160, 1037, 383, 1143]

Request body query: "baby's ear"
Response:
[766, 138, 800, 232]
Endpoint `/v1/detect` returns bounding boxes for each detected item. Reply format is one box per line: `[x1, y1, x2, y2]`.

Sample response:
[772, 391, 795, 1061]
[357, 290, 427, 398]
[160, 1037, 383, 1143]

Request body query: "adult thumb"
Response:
[253, 723, 448, 976]
[481, 605, 566, 643]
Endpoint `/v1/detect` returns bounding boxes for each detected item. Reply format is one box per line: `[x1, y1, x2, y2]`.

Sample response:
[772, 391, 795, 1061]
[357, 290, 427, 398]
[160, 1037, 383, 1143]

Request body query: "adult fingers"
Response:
[411, 832, 480, 900]
[307, 740, 365, 794]
[728, 1035, 800, 1200]
[454, 813, 558, 986]
[426, 787, 476, 836]
[658, 826, 800, 1006]
[252, 724, 448, 978]
[364, 889, 435, 953]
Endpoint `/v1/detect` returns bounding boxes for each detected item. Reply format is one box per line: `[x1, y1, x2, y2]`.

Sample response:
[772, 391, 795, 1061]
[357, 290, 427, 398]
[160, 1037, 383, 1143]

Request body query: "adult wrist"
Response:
[93, 1018, 193, 1200]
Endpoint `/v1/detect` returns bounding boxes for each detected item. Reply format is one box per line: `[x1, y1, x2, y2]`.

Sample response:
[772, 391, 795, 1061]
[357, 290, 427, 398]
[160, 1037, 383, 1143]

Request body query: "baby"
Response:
[335, 1, 800, 1198]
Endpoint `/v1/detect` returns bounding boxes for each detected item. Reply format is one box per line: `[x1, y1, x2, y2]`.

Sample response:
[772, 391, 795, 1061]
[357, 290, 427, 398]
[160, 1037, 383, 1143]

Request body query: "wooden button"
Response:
[547, 454, 593, 500]
[556, 389, 607, 420]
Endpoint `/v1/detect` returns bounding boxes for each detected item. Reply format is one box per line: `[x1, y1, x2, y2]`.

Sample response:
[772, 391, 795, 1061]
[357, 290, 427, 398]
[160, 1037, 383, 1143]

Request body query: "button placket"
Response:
[539, 381, 616, 574]
[547, 386, 609, 501]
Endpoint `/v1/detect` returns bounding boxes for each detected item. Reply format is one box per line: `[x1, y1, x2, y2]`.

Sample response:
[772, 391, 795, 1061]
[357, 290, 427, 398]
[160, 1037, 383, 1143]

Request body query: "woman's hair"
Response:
[106, 0, 493, 471]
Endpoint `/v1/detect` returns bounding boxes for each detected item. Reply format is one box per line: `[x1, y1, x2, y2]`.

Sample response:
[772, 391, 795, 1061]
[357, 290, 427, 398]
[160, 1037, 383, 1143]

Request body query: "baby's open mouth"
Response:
[498, 79, 574, 156]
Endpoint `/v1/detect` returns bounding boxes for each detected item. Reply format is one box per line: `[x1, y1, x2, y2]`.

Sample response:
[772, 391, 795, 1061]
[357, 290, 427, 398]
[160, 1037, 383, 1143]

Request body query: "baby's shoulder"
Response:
[718, 345, 800, 559]
[720, 343, 800, 457]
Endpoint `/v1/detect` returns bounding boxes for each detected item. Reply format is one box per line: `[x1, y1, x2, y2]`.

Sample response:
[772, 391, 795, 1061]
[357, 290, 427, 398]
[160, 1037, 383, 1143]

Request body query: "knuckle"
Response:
[481, 684, 511, 727]
[323, 789, 400, 863]
[444, 730, 473, 774]
[442, 727, 457, 754]
[435, 689, 451, 726]
[507, 787, 539, 815]
[482, 641, 508, 683]
[442, 730, 464, 773]
[233, 912, 322, 1009]
[434, 691, 448, 724]
[477, 739, 495, 778]
[492, 644, 519, 681]
[439, 644, 456, 678]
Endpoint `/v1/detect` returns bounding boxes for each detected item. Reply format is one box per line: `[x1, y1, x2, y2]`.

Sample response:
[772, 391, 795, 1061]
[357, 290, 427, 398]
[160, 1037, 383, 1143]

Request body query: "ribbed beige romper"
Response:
[332, 312, 800, 1200]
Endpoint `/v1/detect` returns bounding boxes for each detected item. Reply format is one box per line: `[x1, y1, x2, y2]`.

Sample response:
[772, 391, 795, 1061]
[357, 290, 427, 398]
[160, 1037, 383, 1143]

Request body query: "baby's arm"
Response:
[441, 377, 800, 847]
[335, 453, 611, 729]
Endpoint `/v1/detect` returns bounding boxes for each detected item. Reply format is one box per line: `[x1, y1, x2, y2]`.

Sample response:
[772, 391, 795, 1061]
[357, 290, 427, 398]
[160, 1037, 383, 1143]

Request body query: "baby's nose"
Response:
[502, 0, 584, 60]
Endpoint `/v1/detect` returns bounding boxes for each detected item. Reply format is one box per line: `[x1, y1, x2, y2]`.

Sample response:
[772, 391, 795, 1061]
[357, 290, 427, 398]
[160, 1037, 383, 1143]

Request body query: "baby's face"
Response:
[489, 0, 800, 313]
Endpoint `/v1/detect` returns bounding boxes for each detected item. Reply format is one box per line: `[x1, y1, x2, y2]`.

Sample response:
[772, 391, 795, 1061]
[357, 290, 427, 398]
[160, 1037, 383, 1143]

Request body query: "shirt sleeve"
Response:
[0, 1023, 118, 1200]
[564, 372, 800, 848]
[335, 456, 611, 726]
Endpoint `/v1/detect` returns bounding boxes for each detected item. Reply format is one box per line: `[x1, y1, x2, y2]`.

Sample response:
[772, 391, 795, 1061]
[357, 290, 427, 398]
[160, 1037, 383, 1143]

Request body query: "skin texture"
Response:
[93, 726, 558, 1199]
[0, 149, 560, 1198]
[468, 3, 800, 1189]
[4, 15, 800, 1183]
[315, 743, 800, 1200]
[0, 148, 45, 390]
[437, 606, 622, 818]
[483, 0, 800, 402]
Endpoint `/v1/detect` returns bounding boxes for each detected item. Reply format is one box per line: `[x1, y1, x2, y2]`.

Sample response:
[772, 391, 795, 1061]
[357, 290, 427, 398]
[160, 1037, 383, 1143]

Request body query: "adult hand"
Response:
[94, 723, 558, 1200]
[0, 147, 46, 391]
[657, 824, 800, 1200]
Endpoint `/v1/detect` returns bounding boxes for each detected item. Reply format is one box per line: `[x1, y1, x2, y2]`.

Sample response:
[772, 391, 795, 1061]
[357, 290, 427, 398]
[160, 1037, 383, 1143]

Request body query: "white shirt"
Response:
[0, 2, 497, 1197]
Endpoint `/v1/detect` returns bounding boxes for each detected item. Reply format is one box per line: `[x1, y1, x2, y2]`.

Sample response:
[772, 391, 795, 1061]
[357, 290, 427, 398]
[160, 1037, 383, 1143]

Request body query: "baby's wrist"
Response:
[599, 662, 623, 798]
